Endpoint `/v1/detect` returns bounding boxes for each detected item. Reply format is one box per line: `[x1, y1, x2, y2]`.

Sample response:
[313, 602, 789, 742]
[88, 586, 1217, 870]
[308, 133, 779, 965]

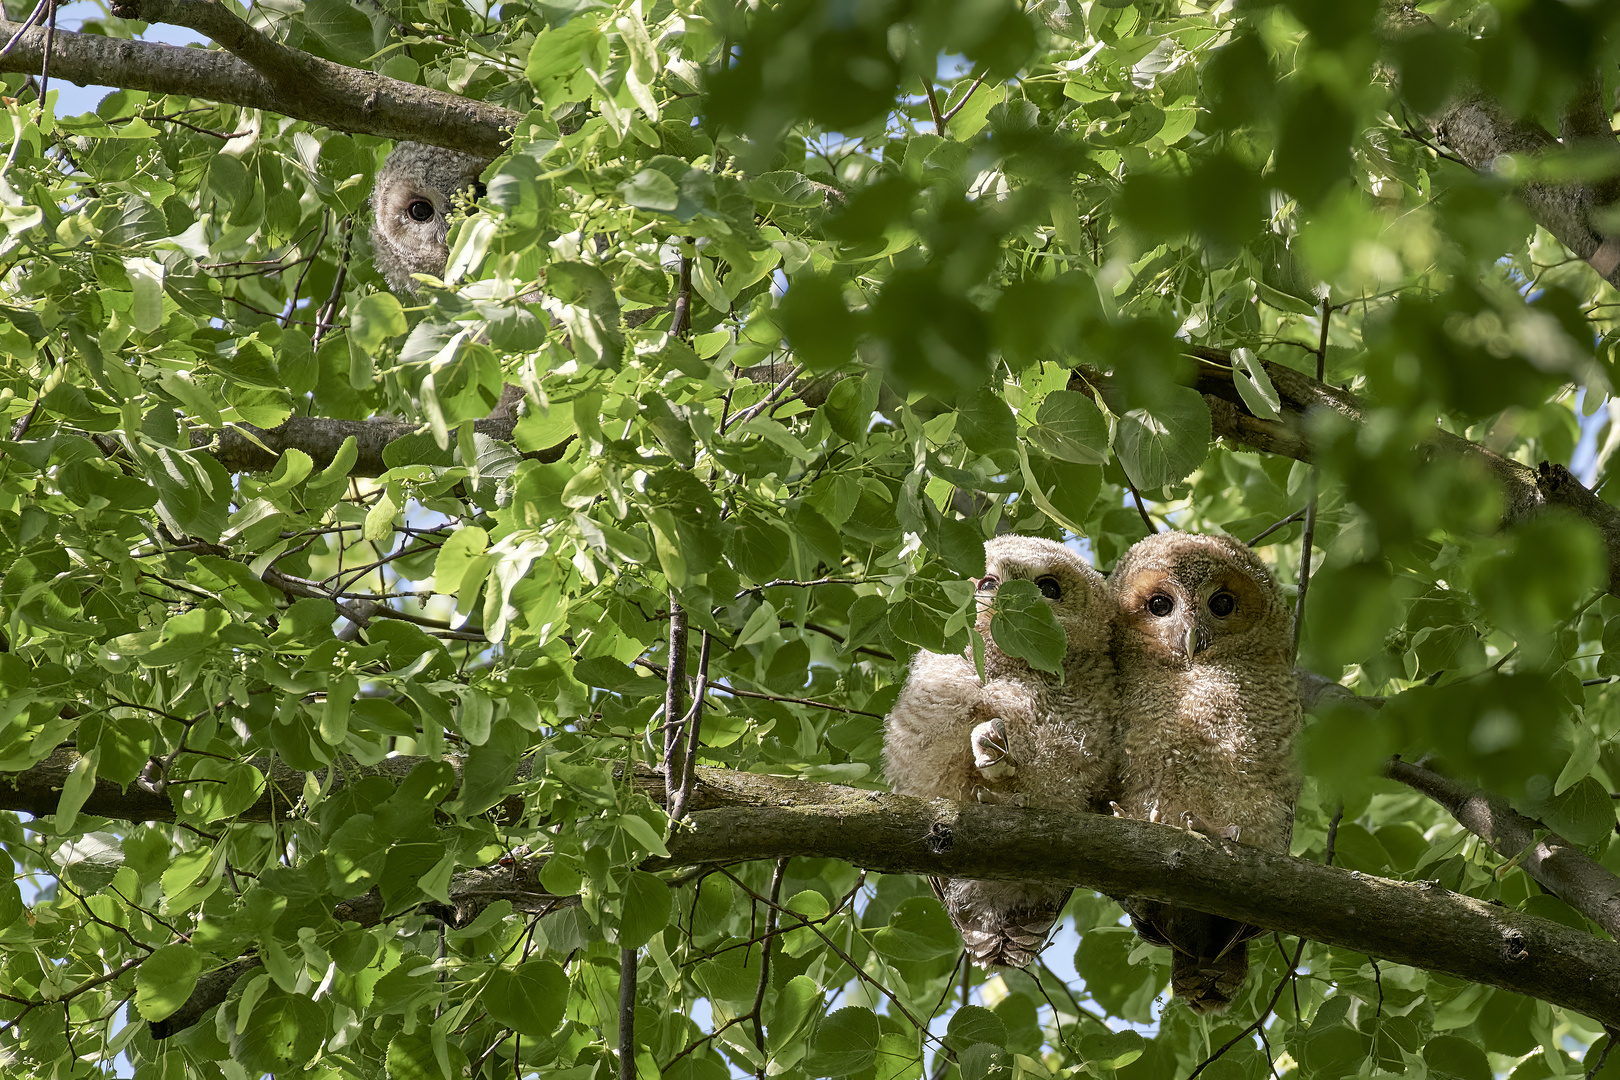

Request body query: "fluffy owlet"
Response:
[1110, 531, 1302, 1014]
[369, 141, 489, 295]
[884, 535, 1117, 969]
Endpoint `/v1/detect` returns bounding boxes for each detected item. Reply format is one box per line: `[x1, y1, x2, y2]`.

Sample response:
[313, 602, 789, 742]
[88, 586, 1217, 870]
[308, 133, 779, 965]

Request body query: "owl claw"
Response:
[972, 718, 1017, 779]
[1181, 812, 1241, 856]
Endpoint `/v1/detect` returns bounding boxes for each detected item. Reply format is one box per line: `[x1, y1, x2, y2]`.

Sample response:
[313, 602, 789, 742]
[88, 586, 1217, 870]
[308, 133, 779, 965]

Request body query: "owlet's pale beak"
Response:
[1183, 621, 1199, 659]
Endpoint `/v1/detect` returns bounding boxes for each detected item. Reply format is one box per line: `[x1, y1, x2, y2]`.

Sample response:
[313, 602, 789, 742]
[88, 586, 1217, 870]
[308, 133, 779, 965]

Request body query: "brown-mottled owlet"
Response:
[884, 535, 1118, 969]
[1110, 530, 1301, 1014]
[369, 141, 489, 296]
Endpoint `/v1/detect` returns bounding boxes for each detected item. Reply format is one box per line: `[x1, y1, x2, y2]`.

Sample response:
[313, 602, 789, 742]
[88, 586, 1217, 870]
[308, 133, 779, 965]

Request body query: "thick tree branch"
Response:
[7, 749, 1620, 1026]
[1080, 351, 1620, 593]
[189, 415, 569, 476]
[1388, 758, 1620, 940]
[1380, 3, 1620, 287]
[148, 852, 575, 1039]
[0, 18, 518, 158]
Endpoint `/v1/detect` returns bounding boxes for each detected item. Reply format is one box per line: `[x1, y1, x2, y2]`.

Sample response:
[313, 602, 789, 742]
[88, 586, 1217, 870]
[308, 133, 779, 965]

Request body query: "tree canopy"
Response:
[5, 0, 1620, 1076]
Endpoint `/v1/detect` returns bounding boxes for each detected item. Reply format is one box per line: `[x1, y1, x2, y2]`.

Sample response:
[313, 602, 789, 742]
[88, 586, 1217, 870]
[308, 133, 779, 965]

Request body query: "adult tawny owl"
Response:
[1110, 531, 1301, 1013]
[884, 535, 1117, 968]
[370, 141, 488, 295]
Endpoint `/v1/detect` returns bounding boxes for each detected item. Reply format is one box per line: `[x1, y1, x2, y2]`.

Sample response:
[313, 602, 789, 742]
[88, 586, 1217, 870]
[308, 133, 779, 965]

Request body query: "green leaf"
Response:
[806, 1007, 881, 1076]
[957, 386, 1018, 454]
[1528, 776, 1617, 847]
[134, 943, 204, 1021]
[1231, 347, 1283, 421]
[1079, 1030, 1144, 1068]
[1026, 390, 1109, 464]
[988, 578, 1065, 673]
[1422, 1035, 1491, 1080]
[482, 960, 569, 1035]
[945, 1006, 1007, 1052]
[230, 989, 329, 1073]
[620, 871, 672, 948]
[872, 897, 960, 961]
[1114, 384, 1211, 489]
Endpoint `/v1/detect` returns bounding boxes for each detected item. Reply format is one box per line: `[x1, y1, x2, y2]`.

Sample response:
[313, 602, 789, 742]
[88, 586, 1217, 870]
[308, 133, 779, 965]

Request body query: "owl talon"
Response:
[1181, 812, 1241, 855]
[972, 718, 1017, 779]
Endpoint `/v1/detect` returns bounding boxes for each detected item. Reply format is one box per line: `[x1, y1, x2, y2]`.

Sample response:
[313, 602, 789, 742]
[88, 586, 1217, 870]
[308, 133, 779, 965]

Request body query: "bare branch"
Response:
[0, 17, 518, 157]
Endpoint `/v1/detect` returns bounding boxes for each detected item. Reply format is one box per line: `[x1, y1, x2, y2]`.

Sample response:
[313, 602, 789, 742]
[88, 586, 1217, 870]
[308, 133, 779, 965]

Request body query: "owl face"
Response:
[1111, 532, 1290, 667]
[375, 176, 455, 278]
[976, 535, 1109, 656]
[369, 142, 489, 294]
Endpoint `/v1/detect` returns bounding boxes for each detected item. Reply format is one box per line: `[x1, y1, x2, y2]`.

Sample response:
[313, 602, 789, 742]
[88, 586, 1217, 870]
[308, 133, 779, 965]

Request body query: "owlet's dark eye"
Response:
[1036, 576, 1062, 601]
[1208, 592, 1236, 618]
[1147, 594, 1174, 617]
[978, 575, 1000, 592]
[407, 200, 436, 222]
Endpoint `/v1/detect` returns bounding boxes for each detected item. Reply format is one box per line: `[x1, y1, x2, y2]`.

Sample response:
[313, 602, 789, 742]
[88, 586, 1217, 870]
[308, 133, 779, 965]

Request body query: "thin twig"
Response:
[735, 577, 865, 599]
[618, 946, 637, 1080]
[716, 867, 939, 1044]
[723, 363, 805, 434]
[748, 859, 788, 1079]
[672, 631, 712, 822]
[1292, 298, 1332, 659]
[634, 659, 884, 717]
[1588, 1027, 1620, 1080]
[1246, 506, 1308, 547]
[670, 245, 694, 341]
[922, 78, 945, 137]
[941, 70, 989, 122]
[1126, 478, 1157, 534]
[663, 592, 690, 815]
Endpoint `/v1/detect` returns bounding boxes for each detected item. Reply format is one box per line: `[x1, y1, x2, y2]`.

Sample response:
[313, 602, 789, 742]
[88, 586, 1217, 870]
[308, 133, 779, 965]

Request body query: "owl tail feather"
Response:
[932, 877, 1071, 969]
[1169, 939, 1249, 1014]
[1127, 902, 1255, 1013]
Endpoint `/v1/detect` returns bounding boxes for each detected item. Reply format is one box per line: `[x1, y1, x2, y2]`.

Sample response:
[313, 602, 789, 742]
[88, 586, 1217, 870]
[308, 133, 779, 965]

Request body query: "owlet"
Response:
[369, 141, 488, 296]
[1110, 531, 1301, 1014]
[884, 535, 1117, 969]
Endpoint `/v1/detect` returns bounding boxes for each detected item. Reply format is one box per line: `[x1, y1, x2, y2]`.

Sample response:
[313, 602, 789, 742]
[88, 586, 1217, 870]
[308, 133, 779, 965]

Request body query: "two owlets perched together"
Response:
[883, 531, 1302, 1014]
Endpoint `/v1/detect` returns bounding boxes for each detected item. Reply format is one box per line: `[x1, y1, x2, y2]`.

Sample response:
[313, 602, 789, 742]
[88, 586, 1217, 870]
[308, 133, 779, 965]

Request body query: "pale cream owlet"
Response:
[884, 535, 1118, 969]
[1110, 531, 1302, 1014]
[369, 141, 489, 296]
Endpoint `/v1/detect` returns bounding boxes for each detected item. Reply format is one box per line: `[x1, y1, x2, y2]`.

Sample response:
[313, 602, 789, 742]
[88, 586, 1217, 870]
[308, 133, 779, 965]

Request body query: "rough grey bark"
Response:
[1079, 349, 1620, 595]
[188, 414, 569, 477]
[148, 852, 575, 1039]
[1388, 758, 1620, 940]
[8, 748, 1620, 1027]
[1379, 2, 1620, 288]
[0, 17, 518, 158]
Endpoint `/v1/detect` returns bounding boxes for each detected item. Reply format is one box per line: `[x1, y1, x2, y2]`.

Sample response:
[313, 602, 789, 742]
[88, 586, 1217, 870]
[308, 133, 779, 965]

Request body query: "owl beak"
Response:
[1183, 622, 1199, 659]
[1184, 621, 1213, 657]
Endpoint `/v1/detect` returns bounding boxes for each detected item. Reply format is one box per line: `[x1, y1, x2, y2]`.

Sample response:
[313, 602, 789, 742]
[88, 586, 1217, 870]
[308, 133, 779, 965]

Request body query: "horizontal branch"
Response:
[189, 415, 568, 477]
[148, 853, 574, 1038]
[662, 779, 1620, 1026]
[7, 748, 1620, 1026]
[0, 18, 518, 158]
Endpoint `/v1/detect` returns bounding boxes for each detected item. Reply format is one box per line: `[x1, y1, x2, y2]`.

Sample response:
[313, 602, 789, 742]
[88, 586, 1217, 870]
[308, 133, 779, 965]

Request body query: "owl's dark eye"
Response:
[1147, 594, 1174, 617]
[407, 199, 436, 222]
[1035, 576, 1062, 601]
[978, 575, 1000, 592]
[1208, 592, 1236, 618]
